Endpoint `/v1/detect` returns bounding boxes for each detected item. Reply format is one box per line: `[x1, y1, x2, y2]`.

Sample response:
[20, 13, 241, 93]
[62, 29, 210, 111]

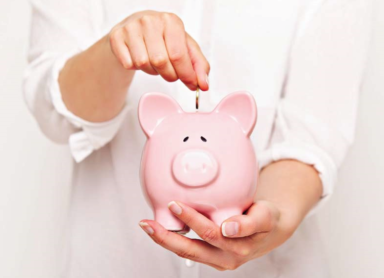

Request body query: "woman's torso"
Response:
[63, 1, 330, 277]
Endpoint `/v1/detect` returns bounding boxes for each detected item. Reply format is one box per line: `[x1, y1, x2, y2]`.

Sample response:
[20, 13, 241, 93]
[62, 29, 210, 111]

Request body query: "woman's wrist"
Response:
[255, 160, 323, 233]
[59, 35, 135, 122]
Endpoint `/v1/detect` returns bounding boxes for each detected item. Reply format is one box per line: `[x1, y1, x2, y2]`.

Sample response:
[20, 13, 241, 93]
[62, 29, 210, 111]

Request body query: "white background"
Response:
[0, 0, 383, 277]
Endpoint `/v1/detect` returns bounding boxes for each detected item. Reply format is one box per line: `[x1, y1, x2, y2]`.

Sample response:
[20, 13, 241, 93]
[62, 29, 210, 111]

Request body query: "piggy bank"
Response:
[138, 91, 258, 231]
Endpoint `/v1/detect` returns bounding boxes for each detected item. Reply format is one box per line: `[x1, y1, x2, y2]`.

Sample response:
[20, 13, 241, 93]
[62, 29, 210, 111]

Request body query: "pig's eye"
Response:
[183, 137, 189, 142]
[200, 136, 207, 142]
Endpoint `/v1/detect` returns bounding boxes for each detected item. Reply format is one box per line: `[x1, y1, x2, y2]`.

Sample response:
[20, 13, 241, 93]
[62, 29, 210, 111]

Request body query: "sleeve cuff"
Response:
[48, 52, 131, 162]
[258, 141, 338, 217]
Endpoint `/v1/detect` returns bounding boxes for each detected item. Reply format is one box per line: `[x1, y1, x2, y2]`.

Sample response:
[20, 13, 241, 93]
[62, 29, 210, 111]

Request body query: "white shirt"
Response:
[23, 0, 371, 277]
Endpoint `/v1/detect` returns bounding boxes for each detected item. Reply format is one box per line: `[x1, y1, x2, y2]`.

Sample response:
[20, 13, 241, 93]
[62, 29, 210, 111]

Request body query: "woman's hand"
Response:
[139, 200, 296, 271]
[109, 10, 210, 91]
[60, 11, 209, 122]
[139, 160, 323, 270]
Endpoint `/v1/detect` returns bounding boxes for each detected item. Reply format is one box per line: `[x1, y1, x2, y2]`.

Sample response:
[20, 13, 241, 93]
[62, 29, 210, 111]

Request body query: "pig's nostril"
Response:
[201, 136, 207, 142]
[183, 137, 189, 142]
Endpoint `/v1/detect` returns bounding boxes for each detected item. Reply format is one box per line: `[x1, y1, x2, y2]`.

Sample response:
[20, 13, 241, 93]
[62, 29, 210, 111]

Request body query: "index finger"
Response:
[163, 15, 198, 90]
[167, 201, 225, 249]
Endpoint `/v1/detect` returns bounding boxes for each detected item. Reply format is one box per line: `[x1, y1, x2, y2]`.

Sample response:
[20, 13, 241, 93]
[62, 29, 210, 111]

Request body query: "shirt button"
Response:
[185, 259, 195, 267]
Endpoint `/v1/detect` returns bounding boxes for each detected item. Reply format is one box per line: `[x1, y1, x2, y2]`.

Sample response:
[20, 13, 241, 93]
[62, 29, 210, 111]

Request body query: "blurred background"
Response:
[0, 0, 383, 277]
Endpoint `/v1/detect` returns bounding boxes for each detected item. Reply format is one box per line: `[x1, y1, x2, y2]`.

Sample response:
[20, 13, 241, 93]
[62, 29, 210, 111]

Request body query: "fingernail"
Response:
[139, 221, 154, 235]
[168, 201, 182, 215]
[222, 222, 239, 237]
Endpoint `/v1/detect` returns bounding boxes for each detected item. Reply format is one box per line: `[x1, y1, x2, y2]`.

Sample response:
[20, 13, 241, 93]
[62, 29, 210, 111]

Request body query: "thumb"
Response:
[186, 34, 210, 91]
[221, 201, 280, 238]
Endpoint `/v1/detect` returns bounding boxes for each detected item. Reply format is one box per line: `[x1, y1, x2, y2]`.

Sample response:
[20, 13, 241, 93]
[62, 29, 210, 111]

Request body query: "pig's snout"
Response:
[172, 149, 219, 187]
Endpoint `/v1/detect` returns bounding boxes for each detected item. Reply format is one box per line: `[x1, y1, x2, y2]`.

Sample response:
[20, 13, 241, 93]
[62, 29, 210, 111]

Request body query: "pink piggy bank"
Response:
[138, 91, 258, 231]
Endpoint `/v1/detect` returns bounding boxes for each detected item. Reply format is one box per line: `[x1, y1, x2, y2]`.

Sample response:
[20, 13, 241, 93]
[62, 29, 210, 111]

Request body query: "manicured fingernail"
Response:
[222, 222, 239, 237]
[139, 222, 154, 235]
[168, 201, 182, 215]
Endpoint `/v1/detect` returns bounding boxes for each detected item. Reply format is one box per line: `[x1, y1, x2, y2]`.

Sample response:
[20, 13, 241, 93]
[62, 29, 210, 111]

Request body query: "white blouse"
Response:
[23, 0, 371, 277]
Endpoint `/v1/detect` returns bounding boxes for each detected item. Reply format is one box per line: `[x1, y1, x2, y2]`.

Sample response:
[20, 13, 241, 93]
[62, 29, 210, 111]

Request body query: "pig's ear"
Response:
[138, 93, 183, 137]
[214, 91, 257, 136]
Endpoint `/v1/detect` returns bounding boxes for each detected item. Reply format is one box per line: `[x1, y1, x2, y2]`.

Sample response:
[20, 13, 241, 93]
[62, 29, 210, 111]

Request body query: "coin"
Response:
[196, 87, 200, 110]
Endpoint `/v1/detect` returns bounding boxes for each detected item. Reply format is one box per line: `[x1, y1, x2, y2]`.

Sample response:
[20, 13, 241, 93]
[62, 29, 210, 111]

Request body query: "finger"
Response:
[221, 202, 279, 238]
[186, 34, 210, 91]
[109, 29, 134, 69]
[141, 15, 178, 82]
[167, 201, 224, 248]
[163, 14, 197, 90]
[124, 23, 158, 75]
[139, 220, 226, 269]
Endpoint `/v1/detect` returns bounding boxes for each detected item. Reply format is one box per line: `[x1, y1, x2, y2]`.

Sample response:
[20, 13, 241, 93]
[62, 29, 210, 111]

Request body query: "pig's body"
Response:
[139, 91, 258, 231]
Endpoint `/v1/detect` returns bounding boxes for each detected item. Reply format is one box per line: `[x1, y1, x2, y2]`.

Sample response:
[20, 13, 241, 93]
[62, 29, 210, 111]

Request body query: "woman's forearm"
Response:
[255, 160, 323, 231]
[59, 35, 134, 122]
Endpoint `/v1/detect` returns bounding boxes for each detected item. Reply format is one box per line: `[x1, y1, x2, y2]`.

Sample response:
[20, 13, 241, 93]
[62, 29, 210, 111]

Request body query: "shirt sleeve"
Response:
[23, 0, 130, 162]
[258, 0, 372, 215]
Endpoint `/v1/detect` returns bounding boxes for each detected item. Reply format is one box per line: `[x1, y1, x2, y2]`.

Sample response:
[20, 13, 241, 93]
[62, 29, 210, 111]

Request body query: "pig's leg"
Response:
[155, 208, 186, 231]
[210, 208, 243, 226]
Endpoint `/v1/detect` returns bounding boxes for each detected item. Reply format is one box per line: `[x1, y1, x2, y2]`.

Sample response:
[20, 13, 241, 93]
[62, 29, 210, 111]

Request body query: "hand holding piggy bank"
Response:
[138, 91, 258, 231]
